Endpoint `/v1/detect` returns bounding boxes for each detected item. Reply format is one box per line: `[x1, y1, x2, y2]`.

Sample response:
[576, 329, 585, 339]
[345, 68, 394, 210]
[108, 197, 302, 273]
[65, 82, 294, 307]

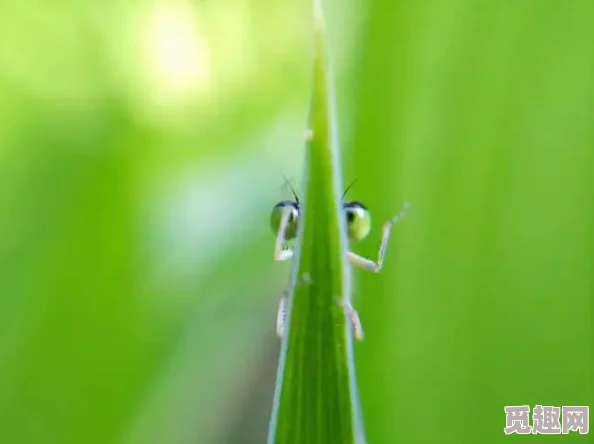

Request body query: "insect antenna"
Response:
[341, 178, 359, 201]
[282, 175, 300, 205]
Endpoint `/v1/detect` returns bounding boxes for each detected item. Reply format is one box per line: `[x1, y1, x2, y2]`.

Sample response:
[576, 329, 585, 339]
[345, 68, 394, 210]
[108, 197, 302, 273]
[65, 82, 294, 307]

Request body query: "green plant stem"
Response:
[266, 1, 366, 443]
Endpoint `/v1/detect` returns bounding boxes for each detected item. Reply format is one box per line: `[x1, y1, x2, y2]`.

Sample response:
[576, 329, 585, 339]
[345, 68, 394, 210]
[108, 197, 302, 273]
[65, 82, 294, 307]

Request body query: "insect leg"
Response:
[276, 273, 312, 338]
[334, 298, 364, 340]
[347, 201, 410, 273]
[274, 209, 294, 261]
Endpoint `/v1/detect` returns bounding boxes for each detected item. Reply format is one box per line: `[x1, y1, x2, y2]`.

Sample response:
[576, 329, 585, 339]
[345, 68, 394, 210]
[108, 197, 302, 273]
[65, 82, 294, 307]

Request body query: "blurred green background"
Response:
[0, 0, 591, 443]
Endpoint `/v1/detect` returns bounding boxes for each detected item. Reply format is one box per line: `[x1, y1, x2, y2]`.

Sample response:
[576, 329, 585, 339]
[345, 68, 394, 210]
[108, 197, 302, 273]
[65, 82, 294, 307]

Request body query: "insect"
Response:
[270, 177, 410, 340]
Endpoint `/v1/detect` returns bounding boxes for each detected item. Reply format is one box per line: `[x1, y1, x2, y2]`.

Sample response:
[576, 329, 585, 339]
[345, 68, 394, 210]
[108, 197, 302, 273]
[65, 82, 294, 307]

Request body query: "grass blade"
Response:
[267, 1, 366, 443]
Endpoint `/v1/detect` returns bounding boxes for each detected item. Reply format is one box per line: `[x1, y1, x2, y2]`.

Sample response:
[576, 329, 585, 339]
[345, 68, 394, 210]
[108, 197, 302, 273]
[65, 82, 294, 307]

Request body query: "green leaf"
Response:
[267, 2, 366, 443]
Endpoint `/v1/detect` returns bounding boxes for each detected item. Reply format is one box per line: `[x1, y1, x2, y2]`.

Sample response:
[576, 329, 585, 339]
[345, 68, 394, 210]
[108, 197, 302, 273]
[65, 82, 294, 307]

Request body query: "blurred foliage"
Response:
[0, 0, 591, 444]
[344, 1, 592, 443]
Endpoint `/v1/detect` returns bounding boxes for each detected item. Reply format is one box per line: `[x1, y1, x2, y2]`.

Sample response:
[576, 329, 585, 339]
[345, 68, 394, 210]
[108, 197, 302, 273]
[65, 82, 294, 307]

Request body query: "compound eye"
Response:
[270, 201, 300, 239]
[343, 201, 371, 241]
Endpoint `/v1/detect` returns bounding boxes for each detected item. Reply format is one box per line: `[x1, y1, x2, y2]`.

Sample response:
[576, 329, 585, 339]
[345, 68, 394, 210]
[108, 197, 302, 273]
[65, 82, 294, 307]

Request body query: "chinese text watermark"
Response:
[504, 405, 589, 435]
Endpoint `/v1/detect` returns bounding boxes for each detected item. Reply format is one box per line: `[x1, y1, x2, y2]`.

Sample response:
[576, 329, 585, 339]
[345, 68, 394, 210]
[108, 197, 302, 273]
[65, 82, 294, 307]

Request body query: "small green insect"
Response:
[270, 178, 410, 340]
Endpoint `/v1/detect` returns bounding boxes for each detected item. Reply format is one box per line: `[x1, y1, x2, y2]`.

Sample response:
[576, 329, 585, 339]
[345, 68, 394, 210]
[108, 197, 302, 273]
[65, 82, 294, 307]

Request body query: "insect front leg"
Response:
[274, 209, 295, 262]
[347, 201, 410, 273]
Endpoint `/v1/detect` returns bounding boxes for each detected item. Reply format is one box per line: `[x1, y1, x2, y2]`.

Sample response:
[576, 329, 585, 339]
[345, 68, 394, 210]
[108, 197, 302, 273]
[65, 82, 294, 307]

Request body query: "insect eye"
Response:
[270, 201, 300, 239]
[346, 209, 356, 223]
[343, 201, 371, 241]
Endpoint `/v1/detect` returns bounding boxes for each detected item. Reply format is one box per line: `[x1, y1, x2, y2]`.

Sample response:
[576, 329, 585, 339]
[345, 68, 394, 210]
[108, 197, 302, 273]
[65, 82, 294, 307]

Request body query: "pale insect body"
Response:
[270, 178, 410, 340]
